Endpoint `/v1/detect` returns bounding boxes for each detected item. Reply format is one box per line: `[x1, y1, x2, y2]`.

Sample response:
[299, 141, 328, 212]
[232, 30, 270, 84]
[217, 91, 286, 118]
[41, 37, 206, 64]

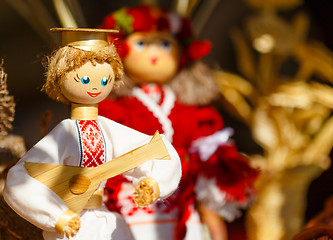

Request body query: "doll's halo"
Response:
[51, 27, 119, 51]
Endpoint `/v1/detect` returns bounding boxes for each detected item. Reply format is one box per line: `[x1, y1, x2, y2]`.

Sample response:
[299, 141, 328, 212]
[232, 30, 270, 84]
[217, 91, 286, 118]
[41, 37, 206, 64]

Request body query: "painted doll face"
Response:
[123, 32, 180, 84]
[60, 61, 115, 104]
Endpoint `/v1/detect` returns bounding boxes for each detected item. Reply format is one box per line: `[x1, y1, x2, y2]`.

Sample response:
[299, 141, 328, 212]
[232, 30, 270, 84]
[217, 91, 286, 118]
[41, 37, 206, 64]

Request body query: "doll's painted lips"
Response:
[151, 57, 158, 65]
[87, 92, 101, 97]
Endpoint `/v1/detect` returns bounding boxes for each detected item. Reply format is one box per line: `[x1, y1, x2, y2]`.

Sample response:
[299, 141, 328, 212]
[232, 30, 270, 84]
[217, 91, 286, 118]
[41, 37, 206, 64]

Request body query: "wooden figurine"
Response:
[3, 28, 181, 240]
[99, 5, 258, 240]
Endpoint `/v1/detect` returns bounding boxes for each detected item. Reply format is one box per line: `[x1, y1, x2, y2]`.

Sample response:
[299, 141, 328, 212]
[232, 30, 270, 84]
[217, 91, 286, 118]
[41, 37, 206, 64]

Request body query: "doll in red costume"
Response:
[99, 5, 258, 240]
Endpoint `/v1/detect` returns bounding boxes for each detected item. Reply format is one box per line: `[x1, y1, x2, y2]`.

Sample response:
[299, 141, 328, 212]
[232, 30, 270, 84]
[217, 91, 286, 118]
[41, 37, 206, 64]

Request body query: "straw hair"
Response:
[42, 44, 123, 104]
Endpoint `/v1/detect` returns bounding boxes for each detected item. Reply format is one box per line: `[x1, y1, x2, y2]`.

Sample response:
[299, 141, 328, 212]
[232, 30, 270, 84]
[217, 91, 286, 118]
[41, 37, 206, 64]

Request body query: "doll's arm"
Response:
[102, 117, 181, 205]
[3, 121, 75, 233]
[3, 158, 69, 232]
[194, 175, 255, 222]
[191, 107, 258, 220]
[133, 177, 160, 207]
[125, 134, 181, 204]
[55, 210, 81, 238]
[197, 203, 228, 240]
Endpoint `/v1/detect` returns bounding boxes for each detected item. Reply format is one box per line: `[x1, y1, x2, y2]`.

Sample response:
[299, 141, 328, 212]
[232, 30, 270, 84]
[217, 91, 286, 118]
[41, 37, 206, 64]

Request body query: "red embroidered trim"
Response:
[77, 120, 105, 167]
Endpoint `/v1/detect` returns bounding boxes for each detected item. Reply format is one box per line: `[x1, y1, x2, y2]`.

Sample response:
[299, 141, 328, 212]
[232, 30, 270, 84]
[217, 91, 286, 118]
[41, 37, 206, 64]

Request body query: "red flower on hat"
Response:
[115, 40, 130, 59]
[101, 14, 116, 29]
[157, 16, 170, 31]
[100, 5, 212, 63]
[127, 5, 154, 32]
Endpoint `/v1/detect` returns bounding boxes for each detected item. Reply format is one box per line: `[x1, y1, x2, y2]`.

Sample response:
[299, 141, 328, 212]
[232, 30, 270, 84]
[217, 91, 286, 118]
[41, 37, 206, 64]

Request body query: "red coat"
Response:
[99, 87, 258, 240]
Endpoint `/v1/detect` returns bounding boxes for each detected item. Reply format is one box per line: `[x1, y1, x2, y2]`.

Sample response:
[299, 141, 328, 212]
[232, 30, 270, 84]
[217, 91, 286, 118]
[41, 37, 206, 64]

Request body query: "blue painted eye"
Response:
[134, 40, 146, 51]
[81, 76, 90, 84]
[101, 77, 108, 86]
[160, 40, 171, 51]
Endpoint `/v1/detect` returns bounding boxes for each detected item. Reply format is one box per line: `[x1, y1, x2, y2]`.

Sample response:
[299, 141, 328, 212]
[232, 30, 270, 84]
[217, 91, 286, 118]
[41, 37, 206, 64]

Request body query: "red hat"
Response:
[100, 5, 211, 65]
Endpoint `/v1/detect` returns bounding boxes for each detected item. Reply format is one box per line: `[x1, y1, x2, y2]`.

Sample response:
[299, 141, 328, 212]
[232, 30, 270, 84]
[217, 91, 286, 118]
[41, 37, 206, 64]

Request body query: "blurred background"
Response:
[0, 0, 332, 239]
[2, 0, 332, 154]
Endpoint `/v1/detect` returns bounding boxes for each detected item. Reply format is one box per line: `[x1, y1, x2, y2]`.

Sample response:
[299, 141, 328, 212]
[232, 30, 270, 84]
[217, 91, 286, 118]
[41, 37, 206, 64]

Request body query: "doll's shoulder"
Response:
[20, 119, 77, 160]
[42, 119, 77, 141]
[97, 115, 118, 126]
[51, 118, 75, 131]
[97, 115, 136, 135]
[97, 115, 154, 156]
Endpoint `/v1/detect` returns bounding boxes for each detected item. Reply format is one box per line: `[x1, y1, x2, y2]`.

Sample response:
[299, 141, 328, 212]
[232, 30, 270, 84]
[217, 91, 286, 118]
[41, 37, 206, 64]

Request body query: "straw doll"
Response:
[3, 28, 181, 240]
[99, 5, 258, 240]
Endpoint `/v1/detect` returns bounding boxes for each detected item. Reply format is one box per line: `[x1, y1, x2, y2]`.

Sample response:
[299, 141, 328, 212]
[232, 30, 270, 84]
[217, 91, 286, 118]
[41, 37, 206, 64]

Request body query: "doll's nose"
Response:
[149, 45, 159, 53]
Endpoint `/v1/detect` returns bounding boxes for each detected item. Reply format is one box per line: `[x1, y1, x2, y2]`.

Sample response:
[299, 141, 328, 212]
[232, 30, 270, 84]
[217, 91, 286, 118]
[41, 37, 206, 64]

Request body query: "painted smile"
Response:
[87, 92, 101, 97]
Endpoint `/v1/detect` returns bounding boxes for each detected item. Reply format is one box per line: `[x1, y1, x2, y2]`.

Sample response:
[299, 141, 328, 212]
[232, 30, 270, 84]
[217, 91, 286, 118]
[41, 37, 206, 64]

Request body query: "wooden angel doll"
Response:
[3, 28, 181, 240]
[98, 5, 258, 240]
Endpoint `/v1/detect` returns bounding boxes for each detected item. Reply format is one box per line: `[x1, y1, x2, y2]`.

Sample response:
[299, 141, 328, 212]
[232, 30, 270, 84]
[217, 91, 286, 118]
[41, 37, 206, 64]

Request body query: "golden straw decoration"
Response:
[214, 1, 333, 239]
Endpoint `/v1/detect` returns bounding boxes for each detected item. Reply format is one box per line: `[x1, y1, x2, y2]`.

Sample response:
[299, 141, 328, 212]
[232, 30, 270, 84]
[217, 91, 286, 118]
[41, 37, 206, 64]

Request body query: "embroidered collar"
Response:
[76, 120, 106, 167]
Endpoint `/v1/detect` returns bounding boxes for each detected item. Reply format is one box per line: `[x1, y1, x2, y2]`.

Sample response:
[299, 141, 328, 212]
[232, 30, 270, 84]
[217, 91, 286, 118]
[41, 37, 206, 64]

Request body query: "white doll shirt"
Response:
[3, 116, 181, 240]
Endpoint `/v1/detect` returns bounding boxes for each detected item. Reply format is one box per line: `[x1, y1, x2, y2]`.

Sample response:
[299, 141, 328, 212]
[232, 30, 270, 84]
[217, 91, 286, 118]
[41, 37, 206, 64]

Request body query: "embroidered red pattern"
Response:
[77, 120, 105, 167]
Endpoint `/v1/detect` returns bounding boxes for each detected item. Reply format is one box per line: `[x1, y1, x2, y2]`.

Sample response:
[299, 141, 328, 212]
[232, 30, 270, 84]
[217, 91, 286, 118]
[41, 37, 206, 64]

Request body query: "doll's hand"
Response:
[64, 215, 81, 238]
[133, 177, 160, 207]
[55, 210, 81, 238]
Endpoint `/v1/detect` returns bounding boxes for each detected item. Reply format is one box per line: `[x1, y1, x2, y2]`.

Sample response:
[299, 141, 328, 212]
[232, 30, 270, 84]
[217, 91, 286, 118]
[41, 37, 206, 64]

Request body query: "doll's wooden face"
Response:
[60, 61, 115, 104]
[123, 32, 180, 84]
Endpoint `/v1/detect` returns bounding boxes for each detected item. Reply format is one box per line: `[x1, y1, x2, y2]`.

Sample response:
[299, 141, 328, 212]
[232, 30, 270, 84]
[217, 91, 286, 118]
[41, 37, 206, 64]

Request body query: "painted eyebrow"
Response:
[74, 74, 80, 82]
